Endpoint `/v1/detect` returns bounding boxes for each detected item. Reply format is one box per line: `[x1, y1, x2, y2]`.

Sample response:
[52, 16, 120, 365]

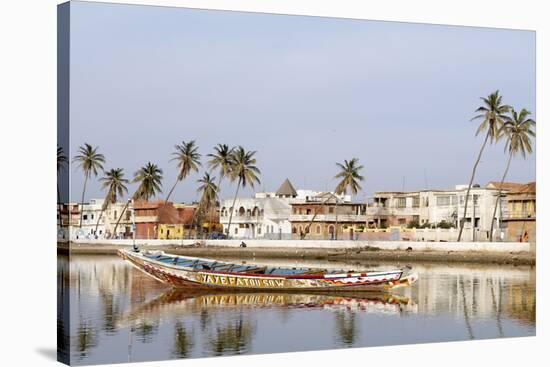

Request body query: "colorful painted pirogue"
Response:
[118, 249, 418, 291]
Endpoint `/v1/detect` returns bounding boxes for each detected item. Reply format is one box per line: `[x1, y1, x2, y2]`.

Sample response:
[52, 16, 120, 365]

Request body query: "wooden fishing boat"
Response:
[118, 249, 418, 291]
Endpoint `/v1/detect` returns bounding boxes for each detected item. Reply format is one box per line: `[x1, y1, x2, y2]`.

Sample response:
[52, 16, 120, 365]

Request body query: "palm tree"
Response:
[73, 144, 105, 228]
[57, 146, 68, 227]
[333, 158, 364, 240]
[489, 108, 535, 241]
[207, 144, 235, 196]
[94, 168, 129, 234]
[226, 147, 261, 238]
[113, 163, 163, 235]
[194, 172, 219, 235]
[165, 140, 201, 205]
[457, 91, 510, 241]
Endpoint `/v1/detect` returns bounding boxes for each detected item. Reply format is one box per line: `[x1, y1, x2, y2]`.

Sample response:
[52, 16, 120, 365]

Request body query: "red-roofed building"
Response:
[133, 200, 197, 239]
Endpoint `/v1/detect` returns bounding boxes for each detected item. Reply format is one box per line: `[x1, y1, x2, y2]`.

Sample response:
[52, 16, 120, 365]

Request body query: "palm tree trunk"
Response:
[94, 206, 106, 233]
[489, 152, 513, 241]
[457, 130, 491, 241]
[79, 173, 89, 228]
[164, 179, 179, 206]
[113, 199, 131, 235]
[226, 178, 242, 238]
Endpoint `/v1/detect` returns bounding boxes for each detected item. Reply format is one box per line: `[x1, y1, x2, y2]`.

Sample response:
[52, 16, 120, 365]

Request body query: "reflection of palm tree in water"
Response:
[489, 278, 504, 337]
[76, 321, 97, 360]
[172, 320, 194, 358]
[459, 277, 474, 340]
[208, 313, 253, 356]
[135, 320, 159, 343]
[199, 309, 210, 332]
[335, 310, 357, 347]
[99, 289, 121, 334]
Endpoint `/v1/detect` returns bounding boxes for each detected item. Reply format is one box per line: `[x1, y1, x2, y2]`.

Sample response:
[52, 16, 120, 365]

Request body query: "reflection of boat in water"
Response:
[118, 290, 418, 327]
[118, 249, 418, 291]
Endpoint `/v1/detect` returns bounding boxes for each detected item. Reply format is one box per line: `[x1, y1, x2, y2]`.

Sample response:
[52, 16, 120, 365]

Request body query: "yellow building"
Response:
[157, 224, 185, 239]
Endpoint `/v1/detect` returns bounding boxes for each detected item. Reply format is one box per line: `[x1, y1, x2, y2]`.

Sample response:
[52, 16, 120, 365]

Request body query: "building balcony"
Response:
[289, 214, 367, 223]
[220, 215, 263, 224]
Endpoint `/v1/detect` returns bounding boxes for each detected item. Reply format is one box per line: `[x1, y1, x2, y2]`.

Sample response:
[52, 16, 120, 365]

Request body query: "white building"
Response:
[220, 179, 350, 239]
[367, 184, 511, 240]
[73, 198, 135, 239]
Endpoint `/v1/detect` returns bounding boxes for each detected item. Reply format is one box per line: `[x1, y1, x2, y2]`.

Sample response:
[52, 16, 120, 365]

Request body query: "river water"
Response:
[58, 254, 535, 365]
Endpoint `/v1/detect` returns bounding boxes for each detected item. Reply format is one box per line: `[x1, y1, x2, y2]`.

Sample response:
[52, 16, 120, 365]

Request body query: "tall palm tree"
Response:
[489, 108, 535, 240]
[193, 172, 219, 237]
[113, 163, 163, 234]
[457, 91, 510, 241]
[165, 140, 201, 205]
[57, 146, 68, 227]
[226, 147, 261, 238]
[333, 158, 364, 240]
[207, 144, 235, 196]
[94, 168, 129, 234]
[73, 143, 105, 228]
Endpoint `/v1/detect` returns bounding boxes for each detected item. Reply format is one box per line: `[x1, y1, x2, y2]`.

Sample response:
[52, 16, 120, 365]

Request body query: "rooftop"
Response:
[276, 178, 298, 197]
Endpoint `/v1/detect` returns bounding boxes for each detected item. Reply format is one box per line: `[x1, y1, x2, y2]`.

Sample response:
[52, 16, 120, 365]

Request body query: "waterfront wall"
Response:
[69, 239, 532, 253]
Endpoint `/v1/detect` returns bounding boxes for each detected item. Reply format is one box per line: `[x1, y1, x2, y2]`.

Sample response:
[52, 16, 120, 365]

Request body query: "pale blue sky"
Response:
[66, 1, 536, 203]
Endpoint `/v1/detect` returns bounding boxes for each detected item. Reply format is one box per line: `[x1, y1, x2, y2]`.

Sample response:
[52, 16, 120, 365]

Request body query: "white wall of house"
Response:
[72, 199, 135, 239]
[220, 189, 349, 239]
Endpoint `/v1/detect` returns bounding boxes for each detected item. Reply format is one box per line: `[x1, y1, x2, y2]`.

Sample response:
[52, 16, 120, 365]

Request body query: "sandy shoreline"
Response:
[58, 242, 535, 266]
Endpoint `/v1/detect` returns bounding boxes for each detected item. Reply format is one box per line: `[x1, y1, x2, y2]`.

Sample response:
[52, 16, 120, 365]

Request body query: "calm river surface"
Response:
[58, 254, 535, 365]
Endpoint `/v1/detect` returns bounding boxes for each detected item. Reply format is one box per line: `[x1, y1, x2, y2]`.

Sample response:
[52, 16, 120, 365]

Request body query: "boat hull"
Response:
[118, 249, 418, 292]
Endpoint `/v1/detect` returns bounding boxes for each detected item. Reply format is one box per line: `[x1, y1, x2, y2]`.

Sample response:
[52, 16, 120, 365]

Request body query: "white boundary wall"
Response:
[70, 239, 532, 253]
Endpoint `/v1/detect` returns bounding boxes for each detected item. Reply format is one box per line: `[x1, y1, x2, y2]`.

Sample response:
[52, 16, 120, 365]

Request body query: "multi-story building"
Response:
[58, 199, 134, 239]
[366, 183, 522, 240]
[78, 199, 134, 239]
[289, 192, 367, 240]
[219, 178, 351, 239]
[501, 182, 536, 242]
[57, 202, 80, 239]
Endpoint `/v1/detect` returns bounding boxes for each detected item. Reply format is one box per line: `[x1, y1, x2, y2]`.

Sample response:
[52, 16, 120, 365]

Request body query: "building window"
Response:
[437, 196, 450, 206]
[235, 228, 238, 234]
[292, 226, 297, 234]
[397, 198, 406, 208]
[412, 197, 420, 208]
[316, 225, 321, 234]
[83, 214, 88, 220]
[329, 207, 334, 214]
[258, 227, 262, 234]
[451, 195, 458, 205]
